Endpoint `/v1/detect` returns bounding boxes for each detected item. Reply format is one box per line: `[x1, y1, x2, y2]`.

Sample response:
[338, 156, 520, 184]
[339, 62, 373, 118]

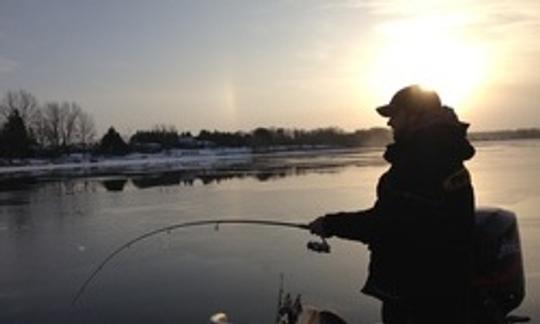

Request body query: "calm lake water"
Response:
[1, 140, 539, 323]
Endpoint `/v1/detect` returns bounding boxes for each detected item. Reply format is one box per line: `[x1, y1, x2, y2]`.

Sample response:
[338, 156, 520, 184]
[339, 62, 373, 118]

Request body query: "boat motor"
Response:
[474, 207, 528, 323]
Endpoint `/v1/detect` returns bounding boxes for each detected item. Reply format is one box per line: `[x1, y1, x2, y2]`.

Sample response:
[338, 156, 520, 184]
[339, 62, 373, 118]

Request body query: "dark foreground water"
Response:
[1, 141, 539, 323]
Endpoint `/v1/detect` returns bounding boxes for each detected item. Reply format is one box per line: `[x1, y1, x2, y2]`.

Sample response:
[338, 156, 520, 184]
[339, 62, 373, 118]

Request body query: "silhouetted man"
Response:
[310, 85, 476, 324]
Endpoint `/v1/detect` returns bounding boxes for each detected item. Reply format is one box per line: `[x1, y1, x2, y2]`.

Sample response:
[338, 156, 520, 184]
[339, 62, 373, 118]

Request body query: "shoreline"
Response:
[0, 147, 371, 180]
[1, 138, 537, 180]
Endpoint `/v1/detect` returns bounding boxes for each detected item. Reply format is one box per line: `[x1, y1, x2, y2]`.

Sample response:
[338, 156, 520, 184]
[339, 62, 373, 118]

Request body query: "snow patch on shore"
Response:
[0, 148, 253, 177]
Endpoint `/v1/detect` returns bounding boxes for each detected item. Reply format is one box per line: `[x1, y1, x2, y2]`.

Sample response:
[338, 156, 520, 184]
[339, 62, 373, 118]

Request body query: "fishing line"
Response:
[72, 219, 313, 306]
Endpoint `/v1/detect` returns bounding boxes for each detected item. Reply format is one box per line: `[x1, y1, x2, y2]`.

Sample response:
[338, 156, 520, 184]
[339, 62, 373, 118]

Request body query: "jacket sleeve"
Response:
[323, 208, 376, 244]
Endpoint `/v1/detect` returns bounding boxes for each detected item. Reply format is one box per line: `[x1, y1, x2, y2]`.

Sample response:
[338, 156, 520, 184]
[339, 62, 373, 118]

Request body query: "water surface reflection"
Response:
[1, 143, 538, 324]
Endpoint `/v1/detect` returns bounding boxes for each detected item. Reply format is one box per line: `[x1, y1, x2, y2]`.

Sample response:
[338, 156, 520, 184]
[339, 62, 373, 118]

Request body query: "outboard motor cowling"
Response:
[474, 207, 526, 322]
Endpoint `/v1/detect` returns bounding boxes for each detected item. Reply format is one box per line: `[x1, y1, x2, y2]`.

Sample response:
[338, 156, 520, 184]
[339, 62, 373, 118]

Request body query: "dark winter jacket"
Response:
[323, 107, 476, 301]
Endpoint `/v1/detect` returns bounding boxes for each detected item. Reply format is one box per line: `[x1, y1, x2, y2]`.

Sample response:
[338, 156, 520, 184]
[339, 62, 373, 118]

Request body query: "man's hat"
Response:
[376, 85, 442, 118]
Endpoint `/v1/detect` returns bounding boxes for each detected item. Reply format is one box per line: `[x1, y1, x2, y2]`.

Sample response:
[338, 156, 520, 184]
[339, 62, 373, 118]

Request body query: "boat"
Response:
[210, 207, 531, 324]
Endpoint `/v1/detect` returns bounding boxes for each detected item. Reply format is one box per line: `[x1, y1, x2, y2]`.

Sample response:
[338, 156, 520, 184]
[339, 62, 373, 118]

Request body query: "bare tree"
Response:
[0, 90, 39, 131]
[39, 101, 97, 149]
[41, 102, 63, 147]
[59, 102, 81, 147]
[32, 109, 48, 147]
[1, 91, 98, 150]
[77, 111, 96, 147]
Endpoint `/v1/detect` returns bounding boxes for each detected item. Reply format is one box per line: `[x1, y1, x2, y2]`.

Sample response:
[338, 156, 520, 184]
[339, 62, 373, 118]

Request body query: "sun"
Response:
[365, 16, 492, 110]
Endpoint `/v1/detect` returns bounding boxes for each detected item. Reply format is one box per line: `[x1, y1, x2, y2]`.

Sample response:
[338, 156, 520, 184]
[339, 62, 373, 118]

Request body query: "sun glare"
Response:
[365, 16, 492, 110]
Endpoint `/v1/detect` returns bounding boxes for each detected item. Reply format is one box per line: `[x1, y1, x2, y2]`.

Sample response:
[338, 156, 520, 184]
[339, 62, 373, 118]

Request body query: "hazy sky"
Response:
[1, 0, 539, 134]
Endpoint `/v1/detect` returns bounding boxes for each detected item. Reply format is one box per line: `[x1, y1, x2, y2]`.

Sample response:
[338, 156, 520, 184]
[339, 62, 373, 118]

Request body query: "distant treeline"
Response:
[110, 125, 392, 155]
[91, 125, 540, 156]
[0, 89, 394, 158]
[196, 127, 392, 148]
[469, 129, 540, 141]
[1, 89, 539, 160]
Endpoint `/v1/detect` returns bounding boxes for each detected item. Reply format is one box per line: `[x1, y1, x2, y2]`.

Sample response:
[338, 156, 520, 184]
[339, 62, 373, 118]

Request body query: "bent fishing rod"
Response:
[71, 218, 330, 306]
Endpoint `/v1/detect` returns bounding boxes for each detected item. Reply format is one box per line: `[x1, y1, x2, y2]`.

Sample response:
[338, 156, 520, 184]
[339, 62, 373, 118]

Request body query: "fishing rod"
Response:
[71, 219, 330, 306]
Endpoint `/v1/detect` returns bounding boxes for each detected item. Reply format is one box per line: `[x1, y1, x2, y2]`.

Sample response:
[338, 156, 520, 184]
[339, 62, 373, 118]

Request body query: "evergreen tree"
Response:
[0, 110, 33, 158]
[99, 127, 129, 155]
[252, 127, 273, 146]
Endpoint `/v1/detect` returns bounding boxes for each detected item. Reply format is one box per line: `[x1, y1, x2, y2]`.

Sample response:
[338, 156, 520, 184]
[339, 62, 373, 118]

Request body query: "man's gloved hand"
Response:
[308, 216, 332, 238]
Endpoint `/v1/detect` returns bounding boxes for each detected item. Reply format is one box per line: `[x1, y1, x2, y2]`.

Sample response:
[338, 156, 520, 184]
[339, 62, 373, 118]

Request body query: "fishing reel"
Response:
[307, 236, 331, 253]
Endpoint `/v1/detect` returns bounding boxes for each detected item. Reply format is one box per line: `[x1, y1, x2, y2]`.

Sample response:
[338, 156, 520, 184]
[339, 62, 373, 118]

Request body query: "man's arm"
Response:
[310, 208, 376, 244]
